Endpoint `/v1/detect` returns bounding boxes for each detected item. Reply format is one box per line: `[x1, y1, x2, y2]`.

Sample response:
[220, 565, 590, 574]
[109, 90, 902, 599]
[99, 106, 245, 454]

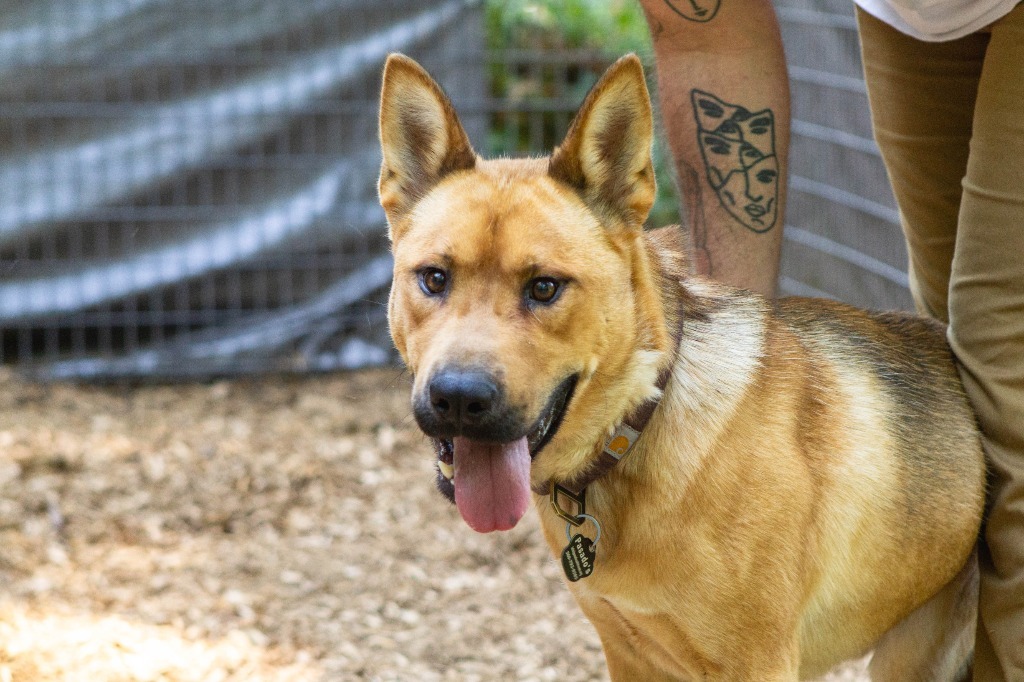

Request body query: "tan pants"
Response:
[857, 5, 1024, 678]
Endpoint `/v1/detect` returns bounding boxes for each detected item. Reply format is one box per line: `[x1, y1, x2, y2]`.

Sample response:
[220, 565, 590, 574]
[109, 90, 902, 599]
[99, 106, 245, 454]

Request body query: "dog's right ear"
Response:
[378, 54, 476, 230]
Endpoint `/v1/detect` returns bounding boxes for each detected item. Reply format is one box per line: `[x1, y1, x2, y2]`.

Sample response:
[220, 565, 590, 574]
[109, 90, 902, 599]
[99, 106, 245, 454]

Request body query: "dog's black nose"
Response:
[428, 370, 498, 429]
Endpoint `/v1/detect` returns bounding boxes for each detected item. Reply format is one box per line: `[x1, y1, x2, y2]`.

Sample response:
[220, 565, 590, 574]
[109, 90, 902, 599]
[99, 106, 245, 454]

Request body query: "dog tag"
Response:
[561, 533, 596, 582]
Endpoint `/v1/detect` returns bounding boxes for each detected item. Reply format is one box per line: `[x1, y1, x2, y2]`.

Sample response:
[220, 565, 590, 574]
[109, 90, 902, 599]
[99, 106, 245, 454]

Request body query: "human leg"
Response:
[857, 6, 1024, 678]
[947, 6, 1024, 676]
[855, 8, 986, 322]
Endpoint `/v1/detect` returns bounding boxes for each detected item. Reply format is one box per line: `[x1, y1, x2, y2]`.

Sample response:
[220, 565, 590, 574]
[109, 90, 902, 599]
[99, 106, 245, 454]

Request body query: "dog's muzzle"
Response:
[414, 369, 578, 533]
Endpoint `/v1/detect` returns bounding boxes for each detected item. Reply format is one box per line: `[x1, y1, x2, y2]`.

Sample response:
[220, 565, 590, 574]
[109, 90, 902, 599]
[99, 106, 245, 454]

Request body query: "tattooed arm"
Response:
[639, 0, 789, 297]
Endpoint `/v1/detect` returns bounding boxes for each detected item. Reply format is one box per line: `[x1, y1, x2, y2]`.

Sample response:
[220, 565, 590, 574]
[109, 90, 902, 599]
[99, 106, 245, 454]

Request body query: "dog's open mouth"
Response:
[432, 374, 578, 532]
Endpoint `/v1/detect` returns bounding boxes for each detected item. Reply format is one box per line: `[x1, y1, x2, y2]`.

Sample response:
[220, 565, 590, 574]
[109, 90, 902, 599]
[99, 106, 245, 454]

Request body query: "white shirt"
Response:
[854, 0, 1020, 40]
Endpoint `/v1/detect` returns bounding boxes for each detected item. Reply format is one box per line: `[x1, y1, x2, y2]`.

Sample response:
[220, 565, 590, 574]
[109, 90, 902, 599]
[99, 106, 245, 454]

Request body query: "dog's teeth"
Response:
[438, 459, 454, 480]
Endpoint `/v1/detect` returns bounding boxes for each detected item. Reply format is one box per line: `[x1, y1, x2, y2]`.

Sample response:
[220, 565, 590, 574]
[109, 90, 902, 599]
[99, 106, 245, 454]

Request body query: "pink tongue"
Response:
[453, 436, 532, 533]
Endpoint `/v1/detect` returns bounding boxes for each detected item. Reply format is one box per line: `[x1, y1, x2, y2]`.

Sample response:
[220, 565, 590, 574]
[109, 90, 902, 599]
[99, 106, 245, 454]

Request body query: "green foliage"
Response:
[484, 0, 681, 227]
[485, 0, 652, 56]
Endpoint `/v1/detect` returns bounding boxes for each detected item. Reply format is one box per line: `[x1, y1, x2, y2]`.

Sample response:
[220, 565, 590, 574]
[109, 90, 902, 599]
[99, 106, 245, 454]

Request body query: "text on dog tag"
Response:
[561, 533, 596, 582]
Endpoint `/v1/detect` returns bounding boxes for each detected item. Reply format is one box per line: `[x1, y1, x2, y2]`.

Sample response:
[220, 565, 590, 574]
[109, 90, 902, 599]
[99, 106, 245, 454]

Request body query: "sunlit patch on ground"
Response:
[0, 604, 316, 681]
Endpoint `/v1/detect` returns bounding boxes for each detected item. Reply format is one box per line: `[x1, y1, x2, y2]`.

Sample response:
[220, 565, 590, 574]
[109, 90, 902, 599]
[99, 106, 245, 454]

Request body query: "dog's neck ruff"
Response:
[532, 317, 684, 497]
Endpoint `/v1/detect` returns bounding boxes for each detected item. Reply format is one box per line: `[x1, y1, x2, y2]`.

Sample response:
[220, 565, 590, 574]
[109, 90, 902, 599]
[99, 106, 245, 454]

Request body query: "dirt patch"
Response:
[0, 368, 867, 680]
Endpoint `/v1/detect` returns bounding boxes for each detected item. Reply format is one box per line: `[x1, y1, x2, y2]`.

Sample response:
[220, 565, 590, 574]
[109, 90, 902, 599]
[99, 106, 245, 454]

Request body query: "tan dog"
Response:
[378, 53, 985, 681]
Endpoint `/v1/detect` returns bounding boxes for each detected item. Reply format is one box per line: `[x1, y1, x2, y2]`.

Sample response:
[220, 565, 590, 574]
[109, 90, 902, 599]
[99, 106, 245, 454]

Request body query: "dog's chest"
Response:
[577, 590, 717, 677]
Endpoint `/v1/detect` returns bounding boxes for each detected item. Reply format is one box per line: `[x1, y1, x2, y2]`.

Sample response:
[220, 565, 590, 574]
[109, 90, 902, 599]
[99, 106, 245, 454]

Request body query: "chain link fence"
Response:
[1, 0, 485, 380]
[0, 0, 908, 381]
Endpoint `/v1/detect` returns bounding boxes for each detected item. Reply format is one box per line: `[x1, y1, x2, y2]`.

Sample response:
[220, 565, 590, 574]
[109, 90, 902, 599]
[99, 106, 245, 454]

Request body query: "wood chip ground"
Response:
[0, 368, 867, 681]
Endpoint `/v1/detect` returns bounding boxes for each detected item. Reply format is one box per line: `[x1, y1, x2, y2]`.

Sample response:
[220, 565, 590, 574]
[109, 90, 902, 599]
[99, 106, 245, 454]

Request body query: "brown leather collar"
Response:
[531, 315, 684, 497]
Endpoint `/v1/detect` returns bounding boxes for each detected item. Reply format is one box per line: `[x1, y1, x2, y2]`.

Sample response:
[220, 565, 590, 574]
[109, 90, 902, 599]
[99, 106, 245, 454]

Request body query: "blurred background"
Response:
[1, 0, 911, 381]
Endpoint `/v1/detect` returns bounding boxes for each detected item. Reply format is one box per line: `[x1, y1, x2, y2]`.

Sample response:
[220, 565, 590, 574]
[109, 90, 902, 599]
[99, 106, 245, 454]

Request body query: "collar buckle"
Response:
[550, 483, 587, 526]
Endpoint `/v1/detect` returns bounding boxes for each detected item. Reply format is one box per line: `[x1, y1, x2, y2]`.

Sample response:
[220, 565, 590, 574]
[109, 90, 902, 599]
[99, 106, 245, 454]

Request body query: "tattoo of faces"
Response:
[663, 0, 721, 23]
[692, 90, 779, 233]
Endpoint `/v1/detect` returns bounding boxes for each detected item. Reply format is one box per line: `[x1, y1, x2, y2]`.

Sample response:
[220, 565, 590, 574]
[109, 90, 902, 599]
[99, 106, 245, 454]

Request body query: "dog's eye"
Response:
[528, 277, 560, 304]
[419, 268, 448, 296]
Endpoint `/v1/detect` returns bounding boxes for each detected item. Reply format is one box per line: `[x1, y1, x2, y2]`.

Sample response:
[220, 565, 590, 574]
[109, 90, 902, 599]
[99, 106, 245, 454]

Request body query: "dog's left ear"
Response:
[378, 54, 476, 228]
[549, 54, 655, 228]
